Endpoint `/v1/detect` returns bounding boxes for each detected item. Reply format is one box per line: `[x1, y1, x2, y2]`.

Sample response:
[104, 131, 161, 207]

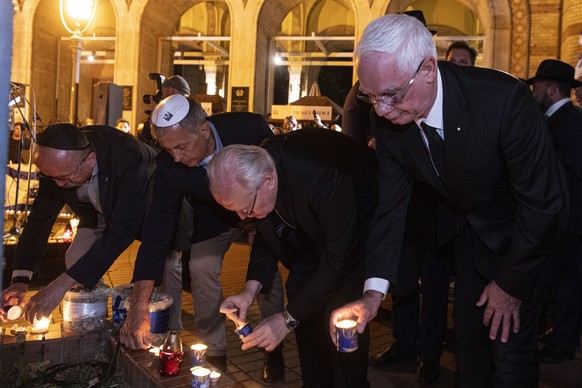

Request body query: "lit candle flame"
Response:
[31, 316, 50, 334]
[191, 343, 207, 351]
[335, 319, 357, 329]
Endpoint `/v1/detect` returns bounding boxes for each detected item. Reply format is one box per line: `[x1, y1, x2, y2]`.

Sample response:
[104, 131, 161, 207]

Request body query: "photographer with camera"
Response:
[161, 75, 190, 99]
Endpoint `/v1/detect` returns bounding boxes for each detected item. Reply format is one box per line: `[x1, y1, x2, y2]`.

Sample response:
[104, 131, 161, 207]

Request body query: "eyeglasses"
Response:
[38, 154, 89, 184]
[357, 59, 426, 107]
[239, 187, 259, 217]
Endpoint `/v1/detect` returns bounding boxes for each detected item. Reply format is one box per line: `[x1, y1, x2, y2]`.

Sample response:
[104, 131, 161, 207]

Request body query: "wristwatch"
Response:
[281, 308, 299, 330]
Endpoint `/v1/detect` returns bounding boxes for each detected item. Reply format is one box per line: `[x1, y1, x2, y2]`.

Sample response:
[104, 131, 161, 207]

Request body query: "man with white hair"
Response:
[208, 128, 378, 388]
[331, 14, 566, 386]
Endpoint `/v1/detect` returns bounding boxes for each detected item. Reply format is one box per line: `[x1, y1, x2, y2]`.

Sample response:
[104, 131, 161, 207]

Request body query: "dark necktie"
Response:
[421, 122, 446, 177]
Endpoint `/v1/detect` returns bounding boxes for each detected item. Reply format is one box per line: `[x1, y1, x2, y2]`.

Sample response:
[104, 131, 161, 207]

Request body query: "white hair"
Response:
[208, 144, 275, 195]
[355, 14, 437, 74]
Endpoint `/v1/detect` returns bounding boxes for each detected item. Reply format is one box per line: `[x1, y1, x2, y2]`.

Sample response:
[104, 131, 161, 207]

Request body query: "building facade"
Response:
[9, 0, 582, 132]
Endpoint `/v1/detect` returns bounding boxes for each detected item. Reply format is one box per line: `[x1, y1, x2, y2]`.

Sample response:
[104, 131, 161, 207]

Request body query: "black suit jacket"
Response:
[367, 62, 567, 300]
[132, 112, 273, 284]
[247, 128, 378, 323]
[14, 126, 157, 288]
[547, 101, 582, 233]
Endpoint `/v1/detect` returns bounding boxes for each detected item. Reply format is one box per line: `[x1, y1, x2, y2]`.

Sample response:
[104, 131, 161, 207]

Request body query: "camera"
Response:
[142, 73, 165, 105]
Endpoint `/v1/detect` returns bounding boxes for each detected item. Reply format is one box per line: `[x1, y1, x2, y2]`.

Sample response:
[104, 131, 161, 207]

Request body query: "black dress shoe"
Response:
[416, 358, 440, 384]
[206, 355, 227, 372]
[369, 345, 417, 366]
[539, 344, 575, 363]
[262, 349, 285, 385]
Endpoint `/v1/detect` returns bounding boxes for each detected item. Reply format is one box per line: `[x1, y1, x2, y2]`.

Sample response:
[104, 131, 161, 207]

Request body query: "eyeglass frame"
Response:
[239, 186, 259, 217]
[357, 58, 426, 107]
[37, 152, 90, 184]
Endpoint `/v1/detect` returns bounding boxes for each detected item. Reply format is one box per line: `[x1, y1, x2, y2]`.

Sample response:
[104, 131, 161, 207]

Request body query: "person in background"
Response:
[120, 95, 286, 382]
[527, 59, 582, 364]
[208, 128, 377, 388]
[8, 122, 31, 164]
[115, 118, 131, 134]
[1, 123, 157, 324]
[331, 14, 566, 386]
[161, 75, 190, 99]
[445, 40, 478, 67]
[573, 85, 582, 109]
[313, 112, 329, 129]
[281, 115, 298, 133]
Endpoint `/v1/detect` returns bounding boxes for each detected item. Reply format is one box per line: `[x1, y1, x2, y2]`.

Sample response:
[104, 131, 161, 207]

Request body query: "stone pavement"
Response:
[24, 241, 582, 387]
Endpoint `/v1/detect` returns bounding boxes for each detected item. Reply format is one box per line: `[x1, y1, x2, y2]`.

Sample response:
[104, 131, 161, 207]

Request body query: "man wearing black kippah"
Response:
[0, 123, 157, 323]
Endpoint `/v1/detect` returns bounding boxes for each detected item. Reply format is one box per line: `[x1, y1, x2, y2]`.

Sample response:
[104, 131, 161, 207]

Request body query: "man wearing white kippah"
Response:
[121, 95, 286, 382]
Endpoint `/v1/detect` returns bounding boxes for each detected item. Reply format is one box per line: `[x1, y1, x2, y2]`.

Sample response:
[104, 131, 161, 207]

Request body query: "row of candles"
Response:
[149, 319, 359, 386]
[4, 307, 358, 386]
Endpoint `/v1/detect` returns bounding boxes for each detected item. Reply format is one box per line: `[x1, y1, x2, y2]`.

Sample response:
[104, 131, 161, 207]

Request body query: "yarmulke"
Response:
[36, 123, 91, 150]
[151, 94, 190, 127]
[162, 75, 190, 95]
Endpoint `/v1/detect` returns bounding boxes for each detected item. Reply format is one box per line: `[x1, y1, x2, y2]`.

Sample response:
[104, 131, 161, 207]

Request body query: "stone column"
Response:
[288, 64, 302, 103]
[205, 61, 218, 95]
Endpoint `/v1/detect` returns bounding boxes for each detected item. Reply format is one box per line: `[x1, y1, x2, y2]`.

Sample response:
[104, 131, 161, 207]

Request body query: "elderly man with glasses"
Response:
[1, 123, 157, 323]
[120, 95, 286, 382]
[331, 14, 567, 387]
[207, 128, 378, 388]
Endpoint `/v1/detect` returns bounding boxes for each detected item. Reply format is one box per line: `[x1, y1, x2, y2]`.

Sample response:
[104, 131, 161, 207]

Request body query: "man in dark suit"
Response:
[527, 59, 582, 363]
[207, 129, 377, 388]
[342, 13, 450, 384]
[120, 95, 285, 382]
[370, 37, 480, 384]
[331, 14, 566, 386]
[343, 76, 450, 384]
[1, 123, 157, 322]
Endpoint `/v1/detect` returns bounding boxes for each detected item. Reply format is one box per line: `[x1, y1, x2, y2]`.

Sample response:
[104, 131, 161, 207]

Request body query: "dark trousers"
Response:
[453, 226, 544, 388]
[287, 259, 369, 388]
[550, 237, 582, 350]
[392, 248, 452, 361]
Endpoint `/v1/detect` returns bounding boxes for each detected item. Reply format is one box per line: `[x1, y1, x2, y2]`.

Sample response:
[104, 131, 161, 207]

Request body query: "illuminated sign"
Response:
[271, 105, 332, 121]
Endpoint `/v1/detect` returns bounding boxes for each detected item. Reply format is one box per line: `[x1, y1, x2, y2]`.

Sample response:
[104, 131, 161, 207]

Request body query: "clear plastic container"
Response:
[62, 284, 110, 332]
[123, 292, 173, 337]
